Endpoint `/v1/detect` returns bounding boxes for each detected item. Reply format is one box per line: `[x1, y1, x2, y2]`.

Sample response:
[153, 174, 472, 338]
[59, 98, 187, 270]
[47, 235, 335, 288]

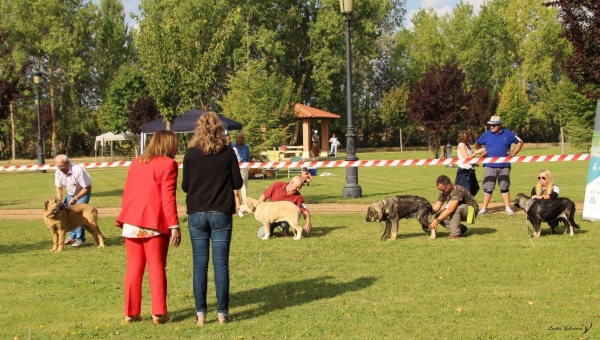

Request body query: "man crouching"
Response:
[256, 176, 312, 238]
[430, 175, 479, 239]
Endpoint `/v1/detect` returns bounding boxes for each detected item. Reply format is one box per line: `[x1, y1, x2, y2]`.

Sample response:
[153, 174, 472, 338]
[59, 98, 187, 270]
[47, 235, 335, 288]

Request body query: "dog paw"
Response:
[261, 236, 269, 240]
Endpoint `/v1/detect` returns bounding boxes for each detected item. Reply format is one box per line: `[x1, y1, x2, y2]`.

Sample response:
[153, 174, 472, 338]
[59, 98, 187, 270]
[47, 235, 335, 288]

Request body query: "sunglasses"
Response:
[538, 176, 546, 180]
[490, 124, 499, 127]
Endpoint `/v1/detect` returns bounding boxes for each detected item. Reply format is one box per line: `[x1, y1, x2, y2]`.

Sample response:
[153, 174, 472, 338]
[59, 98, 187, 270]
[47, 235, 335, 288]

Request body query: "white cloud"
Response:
[404, 0, 484, 29]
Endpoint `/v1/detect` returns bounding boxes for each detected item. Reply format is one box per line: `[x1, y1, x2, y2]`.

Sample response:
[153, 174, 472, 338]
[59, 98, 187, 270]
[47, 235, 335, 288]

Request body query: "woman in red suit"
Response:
[116, 130, 181, 325]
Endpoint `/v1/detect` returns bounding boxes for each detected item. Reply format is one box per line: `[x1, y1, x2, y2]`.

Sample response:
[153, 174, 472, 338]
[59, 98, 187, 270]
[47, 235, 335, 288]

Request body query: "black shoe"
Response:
[459, 225, 468, 235]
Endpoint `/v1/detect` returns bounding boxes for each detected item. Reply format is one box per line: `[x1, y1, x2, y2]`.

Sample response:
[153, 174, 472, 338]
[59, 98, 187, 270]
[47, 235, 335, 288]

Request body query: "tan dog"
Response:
[43, 198, 105, 252]
[239, 197, 303, 240]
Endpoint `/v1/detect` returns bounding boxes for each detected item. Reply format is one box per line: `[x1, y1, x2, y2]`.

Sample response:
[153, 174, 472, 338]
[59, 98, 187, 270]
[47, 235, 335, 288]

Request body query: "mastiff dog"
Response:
[43, 198, 106, 252]
[239, 197, 304, 240]
[365, 195, 433, 241]
[514, 193, 580, 237]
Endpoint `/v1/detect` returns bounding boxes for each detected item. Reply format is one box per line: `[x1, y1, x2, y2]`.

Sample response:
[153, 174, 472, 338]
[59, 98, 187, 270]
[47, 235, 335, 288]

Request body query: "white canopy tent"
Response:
[94, 132, 139, 161]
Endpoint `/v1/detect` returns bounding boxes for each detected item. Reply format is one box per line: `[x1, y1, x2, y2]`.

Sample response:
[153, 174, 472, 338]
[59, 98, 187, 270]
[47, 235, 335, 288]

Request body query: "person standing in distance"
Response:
[232, 132, 250, 211]
[474, 115, 524, 215]
[54, 154, 92, 248]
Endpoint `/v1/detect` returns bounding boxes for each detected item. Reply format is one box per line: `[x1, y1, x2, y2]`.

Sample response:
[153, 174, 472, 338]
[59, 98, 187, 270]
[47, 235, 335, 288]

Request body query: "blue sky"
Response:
[98, 0, 484, 29]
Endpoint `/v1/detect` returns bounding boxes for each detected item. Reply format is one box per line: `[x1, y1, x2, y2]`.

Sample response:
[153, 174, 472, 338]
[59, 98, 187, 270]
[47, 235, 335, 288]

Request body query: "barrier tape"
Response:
[0, 154, 590, 172]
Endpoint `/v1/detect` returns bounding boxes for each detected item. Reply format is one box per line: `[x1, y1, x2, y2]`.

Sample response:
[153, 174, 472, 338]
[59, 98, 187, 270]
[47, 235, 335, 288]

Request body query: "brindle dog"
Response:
[514, 193, 580, 237]
[365, 195, 432, 240]
[43, 198, 105, 252]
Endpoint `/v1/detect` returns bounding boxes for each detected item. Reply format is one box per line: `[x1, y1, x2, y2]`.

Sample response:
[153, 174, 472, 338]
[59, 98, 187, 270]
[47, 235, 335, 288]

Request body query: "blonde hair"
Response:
[140, 130, 178, 163]
[535, 169, 555, 196]
[187, 112, 226, 155]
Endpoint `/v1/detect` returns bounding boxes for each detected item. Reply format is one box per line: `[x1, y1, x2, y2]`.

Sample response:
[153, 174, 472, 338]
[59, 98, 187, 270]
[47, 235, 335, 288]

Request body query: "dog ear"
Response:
[45, 200, 49, 210]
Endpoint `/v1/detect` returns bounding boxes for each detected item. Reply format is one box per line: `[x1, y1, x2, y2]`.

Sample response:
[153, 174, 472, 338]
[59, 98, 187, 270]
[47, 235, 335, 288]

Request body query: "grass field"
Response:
[1, 147, 598, 339]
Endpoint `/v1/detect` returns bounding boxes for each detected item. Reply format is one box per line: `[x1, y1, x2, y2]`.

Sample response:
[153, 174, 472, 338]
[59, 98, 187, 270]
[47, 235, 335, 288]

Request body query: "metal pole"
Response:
[36, 83, 46, 173]
[342, 16, 362, 198]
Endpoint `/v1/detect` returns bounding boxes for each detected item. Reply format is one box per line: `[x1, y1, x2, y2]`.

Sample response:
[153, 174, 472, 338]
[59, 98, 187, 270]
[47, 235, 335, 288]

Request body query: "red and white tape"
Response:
[0, 154, 590, 172]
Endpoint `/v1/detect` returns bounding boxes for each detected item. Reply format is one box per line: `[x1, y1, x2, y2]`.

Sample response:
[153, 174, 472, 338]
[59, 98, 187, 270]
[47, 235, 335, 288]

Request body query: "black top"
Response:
[182, 145, 243, 214]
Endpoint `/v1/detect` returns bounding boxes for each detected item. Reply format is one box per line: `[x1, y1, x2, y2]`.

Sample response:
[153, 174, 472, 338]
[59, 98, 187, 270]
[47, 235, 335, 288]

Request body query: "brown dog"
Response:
[239, 197, 303, 240]
[43, 198, 105, 252]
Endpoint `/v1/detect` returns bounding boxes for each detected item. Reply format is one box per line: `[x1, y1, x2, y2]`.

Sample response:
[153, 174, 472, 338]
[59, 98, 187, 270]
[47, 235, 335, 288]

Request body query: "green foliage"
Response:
[135, 0, 241, 126]
[222, 61, 297, 159]
[496, 74, 530, 136]
[97, 65, 149, 133]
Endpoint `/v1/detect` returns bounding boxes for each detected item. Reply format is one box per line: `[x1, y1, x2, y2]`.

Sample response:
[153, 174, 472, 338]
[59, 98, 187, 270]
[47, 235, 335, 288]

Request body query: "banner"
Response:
[583, 99, 600, 221]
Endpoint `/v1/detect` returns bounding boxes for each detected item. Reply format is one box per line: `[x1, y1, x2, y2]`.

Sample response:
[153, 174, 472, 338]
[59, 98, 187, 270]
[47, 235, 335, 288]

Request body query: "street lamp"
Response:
[340, 0, 362, 198]
[33, 71, 46, 173]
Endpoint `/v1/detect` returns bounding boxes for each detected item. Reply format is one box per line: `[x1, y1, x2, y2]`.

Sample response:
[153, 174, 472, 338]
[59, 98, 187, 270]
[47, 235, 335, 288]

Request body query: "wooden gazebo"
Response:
[294, 103, 341, 158]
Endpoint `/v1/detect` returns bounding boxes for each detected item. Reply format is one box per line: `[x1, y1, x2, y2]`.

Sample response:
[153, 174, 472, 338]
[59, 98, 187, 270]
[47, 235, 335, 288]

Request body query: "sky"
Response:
[99, 0, 485, 29]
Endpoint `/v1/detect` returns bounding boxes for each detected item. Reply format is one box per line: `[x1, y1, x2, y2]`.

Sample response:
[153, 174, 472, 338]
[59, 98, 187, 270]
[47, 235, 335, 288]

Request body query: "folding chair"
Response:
[288, 156, 303, 178]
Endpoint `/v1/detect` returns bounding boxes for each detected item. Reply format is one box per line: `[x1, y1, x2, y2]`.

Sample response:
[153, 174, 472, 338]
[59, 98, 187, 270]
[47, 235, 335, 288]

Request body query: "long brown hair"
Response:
[187, 112, 226, 155]
[139, 130, 178, 163]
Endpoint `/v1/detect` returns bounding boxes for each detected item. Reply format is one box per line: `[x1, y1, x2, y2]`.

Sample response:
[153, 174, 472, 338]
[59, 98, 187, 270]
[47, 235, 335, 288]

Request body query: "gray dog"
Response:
[365, 195, 432, 240]
[514, 193, 580, 237]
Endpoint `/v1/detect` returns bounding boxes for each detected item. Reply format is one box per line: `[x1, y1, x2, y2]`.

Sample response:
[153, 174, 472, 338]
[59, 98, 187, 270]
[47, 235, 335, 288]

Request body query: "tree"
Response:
[134, 0, 240, 128]
[221, 60, 296, 159]
[92, 0, 134, 106]
[3, 0, 99, 156]
[407, 61, 469, 158]
[555, 0, 600, 99]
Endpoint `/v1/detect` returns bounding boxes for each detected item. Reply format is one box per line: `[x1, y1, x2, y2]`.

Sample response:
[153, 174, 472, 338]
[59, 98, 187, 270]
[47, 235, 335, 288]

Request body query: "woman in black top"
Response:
[182, 112, 243, 325]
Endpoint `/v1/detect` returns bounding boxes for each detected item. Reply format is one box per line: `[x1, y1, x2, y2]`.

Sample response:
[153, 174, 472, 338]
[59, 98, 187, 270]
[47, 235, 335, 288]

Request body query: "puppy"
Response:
[43, 198, 105, 252]
[514, 193, 580, 237]
[239, 197, 304, 240]
[365, 195, 433, 240]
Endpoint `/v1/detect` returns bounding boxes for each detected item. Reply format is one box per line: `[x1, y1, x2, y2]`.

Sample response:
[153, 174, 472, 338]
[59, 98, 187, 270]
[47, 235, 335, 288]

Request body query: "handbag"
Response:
[469, 169, 480, 196]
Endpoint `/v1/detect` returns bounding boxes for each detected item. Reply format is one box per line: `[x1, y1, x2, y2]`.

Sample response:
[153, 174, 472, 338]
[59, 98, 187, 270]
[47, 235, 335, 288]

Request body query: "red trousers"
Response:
[124, 235, 170, 316]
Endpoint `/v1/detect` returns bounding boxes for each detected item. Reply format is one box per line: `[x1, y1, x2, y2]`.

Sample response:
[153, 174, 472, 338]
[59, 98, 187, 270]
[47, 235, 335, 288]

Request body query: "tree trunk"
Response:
[10, 102, 15, 160]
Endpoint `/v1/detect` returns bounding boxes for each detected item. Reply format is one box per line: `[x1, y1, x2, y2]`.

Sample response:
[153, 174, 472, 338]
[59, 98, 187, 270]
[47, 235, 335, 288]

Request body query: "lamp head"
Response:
[339, 0, 355, 16]
[32, 71, 43, 85]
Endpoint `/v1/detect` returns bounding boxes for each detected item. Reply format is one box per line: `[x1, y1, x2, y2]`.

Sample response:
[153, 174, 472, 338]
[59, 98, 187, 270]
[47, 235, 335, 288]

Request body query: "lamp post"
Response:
[33, 71, 46, 173]
[340, 0, 362, 198]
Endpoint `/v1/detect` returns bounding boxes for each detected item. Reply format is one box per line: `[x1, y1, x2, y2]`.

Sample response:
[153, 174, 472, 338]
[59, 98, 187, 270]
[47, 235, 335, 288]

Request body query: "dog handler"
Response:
[429, 175, 479, 239]
[256, 176, 312, 238]
[54, 154, 92, 247]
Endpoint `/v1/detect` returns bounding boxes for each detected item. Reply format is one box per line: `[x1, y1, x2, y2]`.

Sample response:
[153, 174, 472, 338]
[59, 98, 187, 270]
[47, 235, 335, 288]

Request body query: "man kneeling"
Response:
[430, 175, 479, 239]
[256, 176, 312, 238]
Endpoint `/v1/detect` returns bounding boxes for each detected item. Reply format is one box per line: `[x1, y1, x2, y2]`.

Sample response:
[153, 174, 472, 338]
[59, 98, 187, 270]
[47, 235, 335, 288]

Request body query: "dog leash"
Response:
[524, 214, 535, 248]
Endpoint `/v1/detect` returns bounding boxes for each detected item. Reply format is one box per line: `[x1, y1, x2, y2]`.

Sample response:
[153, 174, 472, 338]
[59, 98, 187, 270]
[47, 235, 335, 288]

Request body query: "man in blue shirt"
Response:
[474, 116, 524, 216]
[233, 132, 250, 210]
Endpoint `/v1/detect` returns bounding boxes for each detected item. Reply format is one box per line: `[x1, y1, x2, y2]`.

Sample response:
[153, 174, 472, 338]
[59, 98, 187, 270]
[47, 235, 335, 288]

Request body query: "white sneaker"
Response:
[72, 240, 85, 247]
[478, 208, 487, 215]
[505, 207, 514, 216]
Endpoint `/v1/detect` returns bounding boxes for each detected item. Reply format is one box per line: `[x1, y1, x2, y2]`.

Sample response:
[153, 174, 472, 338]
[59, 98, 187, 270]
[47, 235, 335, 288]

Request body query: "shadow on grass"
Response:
[306, 225, 346, 238]
[170, 276, 377, 322]
[0, 235, 124, 254]
[92, 189, 124, 198]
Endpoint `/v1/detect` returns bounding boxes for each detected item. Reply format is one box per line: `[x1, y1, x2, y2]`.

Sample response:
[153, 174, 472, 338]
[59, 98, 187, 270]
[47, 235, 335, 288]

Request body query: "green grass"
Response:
[1, 214, 598, 339]
[0, 147, 598, 339]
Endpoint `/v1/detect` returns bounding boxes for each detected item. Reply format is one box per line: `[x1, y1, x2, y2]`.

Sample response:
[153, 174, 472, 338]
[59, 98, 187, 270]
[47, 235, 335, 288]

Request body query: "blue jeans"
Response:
[188, 212, 233, 315]
[65, 193, 91, 241]
[329, 144, 337, 157]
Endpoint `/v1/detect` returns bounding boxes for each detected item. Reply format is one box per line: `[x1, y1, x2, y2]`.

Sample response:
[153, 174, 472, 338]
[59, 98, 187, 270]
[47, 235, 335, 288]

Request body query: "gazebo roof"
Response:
[294, 103, 341, 119]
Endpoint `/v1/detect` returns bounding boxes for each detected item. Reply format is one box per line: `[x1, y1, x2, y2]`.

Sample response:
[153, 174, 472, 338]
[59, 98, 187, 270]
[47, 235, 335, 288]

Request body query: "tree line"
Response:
[0, 0, 598, 160]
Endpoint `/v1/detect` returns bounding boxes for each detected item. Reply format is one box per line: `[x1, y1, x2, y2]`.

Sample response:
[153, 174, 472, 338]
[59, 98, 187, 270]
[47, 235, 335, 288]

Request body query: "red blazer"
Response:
[116, 156, 179, 235]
